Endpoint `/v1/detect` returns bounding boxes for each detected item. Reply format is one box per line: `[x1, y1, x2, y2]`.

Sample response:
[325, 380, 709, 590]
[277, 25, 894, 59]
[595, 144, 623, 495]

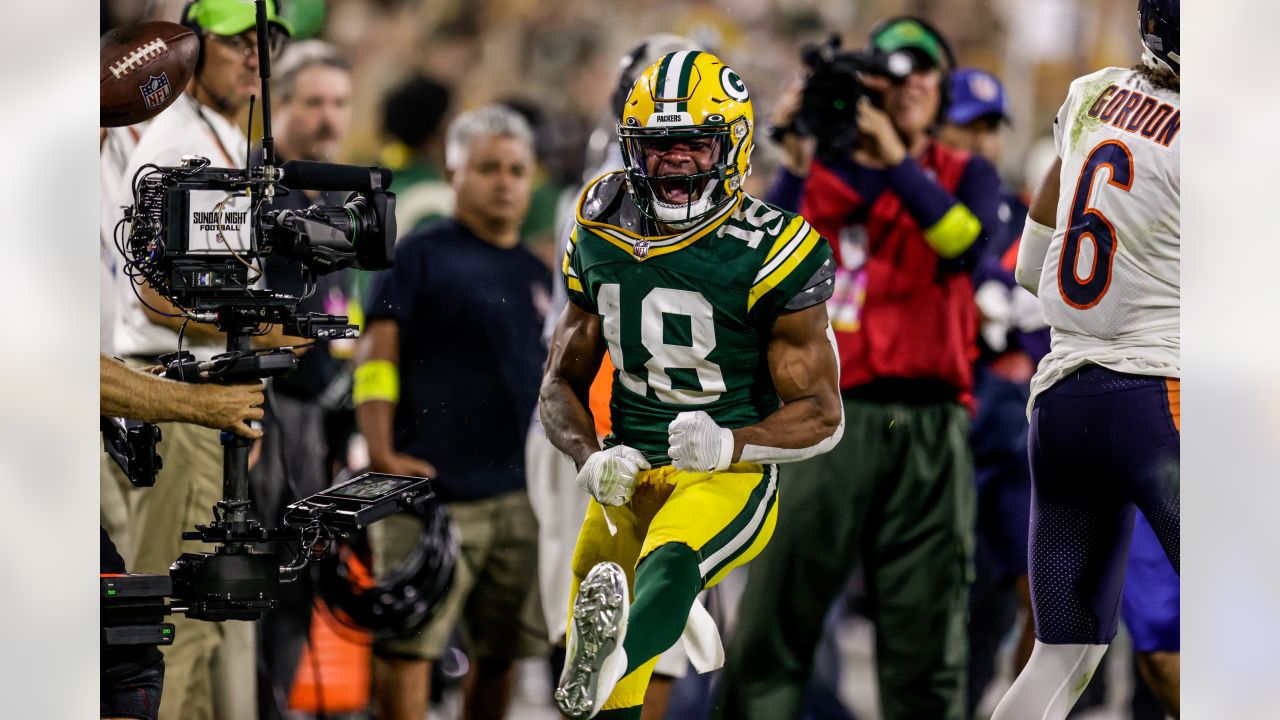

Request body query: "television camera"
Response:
[774, 34, 918, 162]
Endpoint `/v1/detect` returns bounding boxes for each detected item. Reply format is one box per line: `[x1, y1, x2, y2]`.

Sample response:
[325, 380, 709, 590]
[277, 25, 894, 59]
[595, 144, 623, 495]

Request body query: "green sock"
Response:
[622, 542, 702, 676]
[595, 706, 643, 720]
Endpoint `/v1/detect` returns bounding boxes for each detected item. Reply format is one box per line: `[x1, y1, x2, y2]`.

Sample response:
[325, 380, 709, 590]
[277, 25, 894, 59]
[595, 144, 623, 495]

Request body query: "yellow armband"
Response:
[353, 360, 399, 404]
[923, 204, 982, 259]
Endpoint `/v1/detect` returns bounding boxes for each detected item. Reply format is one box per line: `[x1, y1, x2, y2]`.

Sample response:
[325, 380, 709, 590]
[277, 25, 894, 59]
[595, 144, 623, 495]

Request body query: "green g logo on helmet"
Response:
[720, 68, 749, 102]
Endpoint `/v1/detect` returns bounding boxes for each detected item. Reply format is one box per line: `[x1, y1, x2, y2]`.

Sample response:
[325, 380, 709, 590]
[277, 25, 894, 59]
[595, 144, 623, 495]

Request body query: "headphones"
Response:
[180, 0, 207, 72]
[180, 0, 288, 113]
[181, 0, 288, 72]
[868, 15, 956, 129]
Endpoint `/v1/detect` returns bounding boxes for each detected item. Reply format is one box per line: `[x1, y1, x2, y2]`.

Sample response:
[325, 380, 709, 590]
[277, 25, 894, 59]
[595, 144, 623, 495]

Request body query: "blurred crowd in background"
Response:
[103, 0, 1133, 268]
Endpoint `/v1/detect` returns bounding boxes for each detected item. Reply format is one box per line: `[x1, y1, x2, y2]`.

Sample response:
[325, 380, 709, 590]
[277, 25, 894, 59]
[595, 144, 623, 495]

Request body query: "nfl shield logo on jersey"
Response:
[634, 239, 650, 258]
[140, 74, 171, 111]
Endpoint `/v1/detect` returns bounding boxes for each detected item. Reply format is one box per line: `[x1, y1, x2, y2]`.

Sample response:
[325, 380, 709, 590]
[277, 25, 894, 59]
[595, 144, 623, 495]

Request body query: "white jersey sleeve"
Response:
[1030, 67, 1181, 408]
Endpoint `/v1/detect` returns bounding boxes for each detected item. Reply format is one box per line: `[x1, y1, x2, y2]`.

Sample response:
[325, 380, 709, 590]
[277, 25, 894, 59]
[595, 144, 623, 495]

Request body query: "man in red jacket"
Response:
[717, 17, 1002, 720]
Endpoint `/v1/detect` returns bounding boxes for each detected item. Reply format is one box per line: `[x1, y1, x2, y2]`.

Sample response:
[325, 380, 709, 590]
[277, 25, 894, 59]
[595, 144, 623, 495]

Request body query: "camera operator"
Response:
[245, 38, 356, 720]
[719, 17, 1004, 720]
[110, 2, 295, 718]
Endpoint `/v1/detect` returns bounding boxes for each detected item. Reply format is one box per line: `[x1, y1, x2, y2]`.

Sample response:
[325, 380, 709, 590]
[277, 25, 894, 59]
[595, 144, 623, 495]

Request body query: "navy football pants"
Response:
[1028, 365, 1180, 645]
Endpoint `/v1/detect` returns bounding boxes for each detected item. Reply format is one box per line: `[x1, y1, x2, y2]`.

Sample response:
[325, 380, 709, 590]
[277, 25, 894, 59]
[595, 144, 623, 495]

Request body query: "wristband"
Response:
[1015, 217, 1055, 296]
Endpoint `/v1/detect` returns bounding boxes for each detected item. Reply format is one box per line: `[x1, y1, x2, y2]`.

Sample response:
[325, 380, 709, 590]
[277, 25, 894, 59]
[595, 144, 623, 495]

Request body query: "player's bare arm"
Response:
[731, 303, 842, 459]
[665, 302, 842, 473]
[539, 302, 609, 470]
[354, 319, 435, 477]
[1028, 157, 1062, 226]
[1015, 156, 1063, 295]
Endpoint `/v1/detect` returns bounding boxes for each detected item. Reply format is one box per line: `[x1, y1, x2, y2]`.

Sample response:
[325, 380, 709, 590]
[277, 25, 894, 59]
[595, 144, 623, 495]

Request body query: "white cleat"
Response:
[554, 561, 630, 719]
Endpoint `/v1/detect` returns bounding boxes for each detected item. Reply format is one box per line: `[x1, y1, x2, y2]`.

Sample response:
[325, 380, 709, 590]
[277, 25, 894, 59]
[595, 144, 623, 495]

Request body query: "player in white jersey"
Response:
[1022, 62, 1180, 408]
[992, 2, 1181, 718]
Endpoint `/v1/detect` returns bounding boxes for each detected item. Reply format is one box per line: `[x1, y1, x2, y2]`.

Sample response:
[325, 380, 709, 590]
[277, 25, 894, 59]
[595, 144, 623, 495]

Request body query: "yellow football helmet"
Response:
[618, 51, 754, 227]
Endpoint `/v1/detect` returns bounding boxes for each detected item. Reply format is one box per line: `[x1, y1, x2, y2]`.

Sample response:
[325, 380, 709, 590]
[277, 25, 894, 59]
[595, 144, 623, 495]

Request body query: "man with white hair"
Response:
[355, 104, 552, 720]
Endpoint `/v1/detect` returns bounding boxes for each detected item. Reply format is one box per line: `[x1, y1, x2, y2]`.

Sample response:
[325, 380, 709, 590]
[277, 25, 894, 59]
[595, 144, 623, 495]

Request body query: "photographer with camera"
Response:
[110, 2, 294, 718]
[718, 17, 1003, 720]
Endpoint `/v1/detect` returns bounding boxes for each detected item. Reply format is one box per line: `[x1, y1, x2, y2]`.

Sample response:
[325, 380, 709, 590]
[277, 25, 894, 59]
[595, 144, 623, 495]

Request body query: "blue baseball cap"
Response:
[948, 67, 1009, 126]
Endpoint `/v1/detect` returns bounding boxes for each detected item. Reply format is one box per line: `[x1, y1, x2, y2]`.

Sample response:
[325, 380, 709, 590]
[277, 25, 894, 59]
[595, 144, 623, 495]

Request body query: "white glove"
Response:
[975, 279, 1013, 353]
[576, 445, 650, 506]
[668, 411, 735, 472]
[1010, 286, 1049, 333]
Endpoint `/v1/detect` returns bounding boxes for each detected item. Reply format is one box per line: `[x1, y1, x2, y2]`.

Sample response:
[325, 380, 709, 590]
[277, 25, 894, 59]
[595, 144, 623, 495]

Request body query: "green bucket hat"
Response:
[187, 0, 294, 37]
[871, 18, 947, 69]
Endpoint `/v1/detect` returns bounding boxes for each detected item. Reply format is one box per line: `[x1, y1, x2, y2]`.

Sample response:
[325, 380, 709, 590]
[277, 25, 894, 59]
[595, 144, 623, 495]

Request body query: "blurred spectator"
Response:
[498, 98, 569, 268]
[940, 66, 1045, 715]
[247, 39, 356, 720]
[356, 105, 551, 720]
[379, 73, 453, 234]
[718, 18, 1002, 720]
[100, 121, 148, 563]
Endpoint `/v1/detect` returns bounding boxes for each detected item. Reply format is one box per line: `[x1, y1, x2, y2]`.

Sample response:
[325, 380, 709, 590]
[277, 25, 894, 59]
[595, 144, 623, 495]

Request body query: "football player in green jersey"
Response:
[539, 50, 843, 720]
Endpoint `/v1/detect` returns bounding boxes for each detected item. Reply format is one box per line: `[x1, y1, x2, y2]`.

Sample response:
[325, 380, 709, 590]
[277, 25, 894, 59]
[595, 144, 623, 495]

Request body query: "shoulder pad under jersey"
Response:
[578, 171, 646, 235]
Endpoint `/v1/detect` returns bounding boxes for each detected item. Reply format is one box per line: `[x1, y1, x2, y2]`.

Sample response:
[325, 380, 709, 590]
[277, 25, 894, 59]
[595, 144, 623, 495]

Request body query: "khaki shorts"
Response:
[370, 489, 549, 661]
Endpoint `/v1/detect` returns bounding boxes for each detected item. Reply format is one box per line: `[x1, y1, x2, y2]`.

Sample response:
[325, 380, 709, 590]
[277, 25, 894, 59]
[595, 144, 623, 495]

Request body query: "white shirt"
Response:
[100, 124, 146, 355]
[1029, 66, 1181, 407]
[113, 94, 251, 360]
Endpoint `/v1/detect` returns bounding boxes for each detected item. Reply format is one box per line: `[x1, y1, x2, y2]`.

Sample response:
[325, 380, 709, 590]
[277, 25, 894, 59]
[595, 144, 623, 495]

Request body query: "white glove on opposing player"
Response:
[1010, 286, 1049, 333]
[576, 446, 651, 506]
[668, 411, 735, 472]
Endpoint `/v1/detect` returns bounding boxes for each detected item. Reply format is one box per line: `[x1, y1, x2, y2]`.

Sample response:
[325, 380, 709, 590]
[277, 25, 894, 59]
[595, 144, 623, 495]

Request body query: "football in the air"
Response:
[101, 21, 200, 128]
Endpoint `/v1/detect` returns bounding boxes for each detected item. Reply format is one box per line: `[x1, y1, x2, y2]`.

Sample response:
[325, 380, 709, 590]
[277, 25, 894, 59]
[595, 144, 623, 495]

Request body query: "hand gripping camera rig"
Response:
[102, 1, 447, 646]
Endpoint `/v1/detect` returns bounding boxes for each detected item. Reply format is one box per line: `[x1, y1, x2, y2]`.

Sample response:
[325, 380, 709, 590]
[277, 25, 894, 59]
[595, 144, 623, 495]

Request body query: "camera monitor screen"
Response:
[327, 475, 417, 501]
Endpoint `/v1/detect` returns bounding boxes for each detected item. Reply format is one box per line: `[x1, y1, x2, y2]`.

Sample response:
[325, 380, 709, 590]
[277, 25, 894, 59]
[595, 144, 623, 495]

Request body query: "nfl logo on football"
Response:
[140, 74, 171, 111]
[634, 239, 649, 258]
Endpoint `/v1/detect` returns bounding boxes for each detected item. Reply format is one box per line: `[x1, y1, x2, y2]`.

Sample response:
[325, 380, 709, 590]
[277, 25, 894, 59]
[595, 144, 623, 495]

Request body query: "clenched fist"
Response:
[668, 411, 735, 472]
[576, 446, 650, 506]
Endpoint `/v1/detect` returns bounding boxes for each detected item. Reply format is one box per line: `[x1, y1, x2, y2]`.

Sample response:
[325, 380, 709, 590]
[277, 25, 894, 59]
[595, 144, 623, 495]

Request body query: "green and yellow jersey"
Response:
[564, 172, 833, 465]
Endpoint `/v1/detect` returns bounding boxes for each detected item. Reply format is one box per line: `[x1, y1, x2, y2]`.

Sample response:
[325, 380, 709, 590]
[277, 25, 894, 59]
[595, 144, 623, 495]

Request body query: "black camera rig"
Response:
[774, 34, 917, 162]
[101, 1, 441, 647]
[102, 472, 436, 636]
